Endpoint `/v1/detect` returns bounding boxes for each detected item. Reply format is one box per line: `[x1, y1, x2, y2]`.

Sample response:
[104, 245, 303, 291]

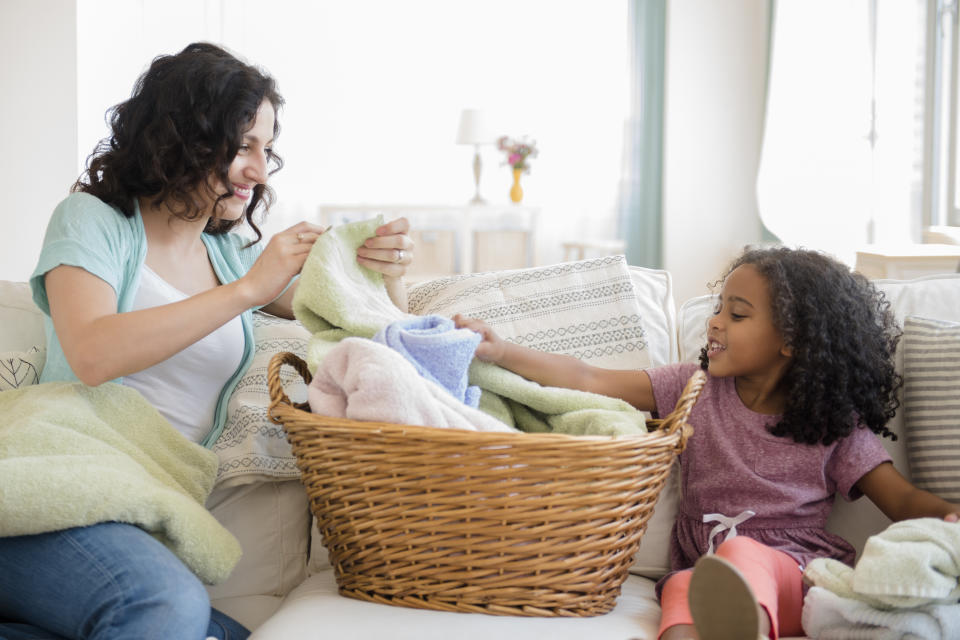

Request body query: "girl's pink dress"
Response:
[647, 362, 892, 575]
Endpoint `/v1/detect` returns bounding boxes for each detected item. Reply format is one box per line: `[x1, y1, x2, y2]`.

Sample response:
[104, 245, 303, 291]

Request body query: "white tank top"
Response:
[123, 264, 244, 443]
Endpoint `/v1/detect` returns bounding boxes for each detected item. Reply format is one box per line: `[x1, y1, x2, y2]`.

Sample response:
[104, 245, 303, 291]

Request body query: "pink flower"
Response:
[497, 135, 538, 173]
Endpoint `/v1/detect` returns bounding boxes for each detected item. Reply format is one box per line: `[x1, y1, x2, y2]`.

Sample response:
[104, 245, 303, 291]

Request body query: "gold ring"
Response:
[396, 249, 403, 263]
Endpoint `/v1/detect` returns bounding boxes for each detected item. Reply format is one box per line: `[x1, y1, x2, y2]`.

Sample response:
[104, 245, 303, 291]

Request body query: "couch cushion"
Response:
[249, 569, 663, 640]
[205, 480, 311, 601]
[901, 316, 960, 502]
[0, 281, 45, 353]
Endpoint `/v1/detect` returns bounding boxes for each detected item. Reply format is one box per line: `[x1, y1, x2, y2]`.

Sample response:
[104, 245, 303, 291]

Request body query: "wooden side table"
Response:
[854, 244, 960, 280]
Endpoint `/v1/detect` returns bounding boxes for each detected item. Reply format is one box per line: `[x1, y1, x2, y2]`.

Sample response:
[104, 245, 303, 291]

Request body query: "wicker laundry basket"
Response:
[268, 352, 706, 617]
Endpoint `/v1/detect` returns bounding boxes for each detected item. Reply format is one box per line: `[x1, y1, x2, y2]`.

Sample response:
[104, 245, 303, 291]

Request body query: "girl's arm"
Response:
[856, 462, 960, 522]
[453, 314, 657, 412]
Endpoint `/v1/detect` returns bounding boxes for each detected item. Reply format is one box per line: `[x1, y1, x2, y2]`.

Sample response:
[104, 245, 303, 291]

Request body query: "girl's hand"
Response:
[453, 314, 506, 364]
[356, 217, 415, 279]
[944, 512, 960, 523]
[240, 221, 330, 307]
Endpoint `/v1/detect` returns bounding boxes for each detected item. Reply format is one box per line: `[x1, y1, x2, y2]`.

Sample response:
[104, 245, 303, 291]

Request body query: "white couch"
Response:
[3, 261, 960, 640]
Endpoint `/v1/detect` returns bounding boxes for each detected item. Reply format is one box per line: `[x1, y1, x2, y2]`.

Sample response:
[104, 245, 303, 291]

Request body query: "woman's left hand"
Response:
[356, 217, 414, 279]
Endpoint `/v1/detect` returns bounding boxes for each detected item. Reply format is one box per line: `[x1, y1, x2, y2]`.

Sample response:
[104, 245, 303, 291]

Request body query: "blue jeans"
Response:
[0, 522, 250, 640]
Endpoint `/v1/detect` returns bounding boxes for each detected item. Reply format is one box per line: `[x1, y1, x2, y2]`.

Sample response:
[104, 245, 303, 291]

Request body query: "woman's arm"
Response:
[857, 462, 960, 522]
[453, 314, 657, 412]
[47, 265, 259, 386]
[48, 221, 323, 385]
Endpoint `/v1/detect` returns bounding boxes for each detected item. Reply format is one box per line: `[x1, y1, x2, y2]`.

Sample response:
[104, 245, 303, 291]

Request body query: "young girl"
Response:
[454, 247, 960, 640]
[0, 43, 414, 639]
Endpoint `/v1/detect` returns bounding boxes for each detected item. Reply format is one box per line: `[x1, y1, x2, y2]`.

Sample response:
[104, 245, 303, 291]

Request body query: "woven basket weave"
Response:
[268, 352, 706, 617]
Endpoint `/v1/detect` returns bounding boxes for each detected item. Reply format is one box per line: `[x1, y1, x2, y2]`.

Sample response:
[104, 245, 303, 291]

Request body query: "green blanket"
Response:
[292, 218, 649, 436]
[0, 382, 241, 584]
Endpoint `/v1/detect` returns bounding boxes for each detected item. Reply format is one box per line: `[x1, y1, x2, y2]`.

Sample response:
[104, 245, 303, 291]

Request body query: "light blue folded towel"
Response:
[373, 315, 482, 407]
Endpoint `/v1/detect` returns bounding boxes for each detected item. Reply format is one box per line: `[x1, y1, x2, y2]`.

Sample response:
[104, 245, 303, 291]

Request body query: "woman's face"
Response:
[212, 99, 276, 221]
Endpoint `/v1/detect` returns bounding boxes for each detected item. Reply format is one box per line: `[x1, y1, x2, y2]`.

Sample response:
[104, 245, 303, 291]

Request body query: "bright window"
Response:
[77, 0, 629, 264]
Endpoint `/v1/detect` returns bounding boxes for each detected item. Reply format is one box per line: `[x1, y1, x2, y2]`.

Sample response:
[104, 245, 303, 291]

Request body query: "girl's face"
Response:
[211, 98, 276, 221]
[705, 264, 792, 383]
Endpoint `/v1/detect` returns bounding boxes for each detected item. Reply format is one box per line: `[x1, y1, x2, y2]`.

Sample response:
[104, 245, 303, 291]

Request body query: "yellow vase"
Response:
[510, 167, 524, 203]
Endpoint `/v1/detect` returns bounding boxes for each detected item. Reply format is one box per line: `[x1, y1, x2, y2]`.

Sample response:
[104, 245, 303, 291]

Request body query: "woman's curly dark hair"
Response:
[73, 42, 284, 244]
[698, 247, 902, 445]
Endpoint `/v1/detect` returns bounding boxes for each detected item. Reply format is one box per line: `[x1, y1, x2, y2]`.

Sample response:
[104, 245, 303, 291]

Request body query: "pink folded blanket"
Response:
[307, 337, 516, 432]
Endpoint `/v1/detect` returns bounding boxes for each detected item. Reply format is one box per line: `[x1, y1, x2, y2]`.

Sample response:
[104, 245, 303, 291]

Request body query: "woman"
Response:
[0, 42, 414, 639]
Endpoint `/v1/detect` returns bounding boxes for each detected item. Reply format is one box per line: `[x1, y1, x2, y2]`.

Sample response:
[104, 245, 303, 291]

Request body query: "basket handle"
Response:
[657, 369, 707, 448]
[267, 351, 313, 424]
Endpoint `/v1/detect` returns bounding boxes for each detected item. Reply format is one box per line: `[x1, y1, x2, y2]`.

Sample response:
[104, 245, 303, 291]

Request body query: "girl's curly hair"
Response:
[698, 246, 902, 445]
[73, 42, 284, 244]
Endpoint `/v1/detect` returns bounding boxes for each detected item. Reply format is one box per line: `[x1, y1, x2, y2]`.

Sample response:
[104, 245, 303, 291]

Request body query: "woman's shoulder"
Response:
[48, 192, 133, 234]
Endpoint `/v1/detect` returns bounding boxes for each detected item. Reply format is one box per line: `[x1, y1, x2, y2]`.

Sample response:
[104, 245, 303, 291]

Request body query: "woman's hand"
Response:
[453, 314, 507, 364]
[356, 217, 415, 278]
[357, 217, 414, 311]
[240, 221, 330, 308]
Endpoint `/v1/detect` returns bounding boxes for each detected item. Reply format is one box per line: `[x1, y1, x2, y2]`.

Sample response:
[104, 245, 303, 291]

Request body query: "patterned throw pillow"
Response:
[407, 256, 653, 371]
[0, 346, 45, 391]
[212, 313, 310, 487]
[902, 316, 960, 502]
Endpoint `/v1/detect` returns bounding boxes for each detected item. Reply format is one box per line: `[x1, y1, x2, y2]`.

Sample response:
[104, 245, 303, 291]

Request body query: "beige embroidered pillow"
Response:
[407, 256, 654, 371]
[212, 312, 309, 488]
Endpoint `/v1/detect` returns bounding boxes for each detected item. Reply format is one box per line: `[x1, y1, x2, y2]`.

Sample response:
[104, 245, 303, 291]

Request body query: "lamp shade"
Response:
[455, 109, 492, 145]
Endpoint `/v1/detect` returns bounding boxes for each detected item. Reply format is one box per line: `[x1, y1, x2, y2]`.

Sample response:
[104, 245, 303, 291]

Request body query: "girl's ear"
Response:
[780, 343, 793, 358]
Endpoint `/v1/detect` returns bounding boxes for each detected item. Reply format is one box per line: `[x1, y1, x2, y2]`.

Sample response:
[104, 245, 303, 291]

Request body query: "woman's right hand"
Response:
[453, 314, 507, 364]
[240, 221, 330, 307]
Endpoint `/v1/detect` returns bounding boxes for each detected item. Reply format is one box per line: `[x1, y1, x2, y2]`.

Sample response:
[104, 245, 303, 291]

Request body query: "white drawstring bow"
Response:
[702, 509, 756, 555]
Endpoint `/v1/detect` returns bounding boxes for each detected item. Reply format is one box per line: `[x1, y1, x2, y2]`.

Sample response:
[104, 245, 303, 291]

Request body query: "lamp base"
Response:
[469, 194, 487, 205]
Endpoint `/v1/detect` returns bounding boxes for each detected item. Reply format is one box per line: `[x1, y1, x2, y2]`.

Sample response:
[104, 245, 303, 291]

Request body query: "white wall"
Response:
[0, 0, 78, 281]
[662, 0, 769, 304]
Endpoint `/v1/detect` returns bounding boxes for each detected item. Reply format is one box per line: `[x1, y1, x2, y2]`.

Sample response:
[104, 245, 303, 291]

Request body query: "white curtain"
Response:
[757, 0, 924, 265]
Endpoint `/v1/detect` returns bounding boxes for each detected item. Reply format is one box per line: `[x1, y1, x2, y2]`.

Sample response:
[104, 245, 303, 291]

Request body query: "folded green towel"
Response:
[0, 382, 241, 584]
[293, 218, 649, 436]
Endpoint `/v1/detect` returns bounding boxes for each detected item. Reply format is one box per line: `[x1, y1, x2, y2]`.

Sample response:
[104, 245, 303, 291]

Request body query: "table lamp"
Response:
[455, 109, 492, 204]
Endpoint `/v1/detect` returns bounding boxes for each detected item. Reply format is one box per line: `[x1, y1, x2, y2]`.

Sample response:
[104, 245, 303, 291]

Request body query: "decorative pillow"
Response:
[902, 316, 960, 502]
[212, 312, 310, 488]
[0, 346, 45, 390]
[407, 256, 653, 371]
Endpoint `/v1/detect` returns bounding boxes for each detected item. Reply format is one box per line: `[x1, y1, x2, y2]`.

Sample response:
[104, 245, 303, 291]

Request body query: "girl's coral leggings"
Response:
[658, 536, 805, 639]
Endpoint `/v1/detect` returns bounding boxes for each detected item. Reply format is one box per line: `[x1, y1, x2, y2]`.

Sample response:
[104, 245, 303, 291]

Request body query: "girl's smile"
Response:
[706, 340, 726, 358]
